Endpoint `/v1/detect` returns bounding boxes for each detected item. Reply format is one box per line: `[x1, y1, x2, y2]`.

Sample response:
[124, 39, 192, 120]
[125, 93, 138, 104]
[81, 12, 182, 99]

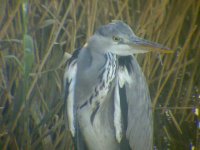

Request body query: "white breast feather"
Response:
[114, 80, 122, 143]
[114, 65, 133, 142]
[118, 66, 132, 88]
[64, 61, 77, 137]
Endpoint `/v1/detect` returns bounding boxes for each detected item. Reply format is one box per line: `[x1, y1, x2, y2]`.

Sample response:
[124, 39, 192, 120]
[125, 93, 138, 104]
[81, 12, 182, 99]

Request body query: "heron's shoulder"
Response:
[118, 56, 133, 88]
[64, 48, 80, 93]
[118, 56, 144, 87]
[67, 48, 81, 65]
[118, 56, 134, 73]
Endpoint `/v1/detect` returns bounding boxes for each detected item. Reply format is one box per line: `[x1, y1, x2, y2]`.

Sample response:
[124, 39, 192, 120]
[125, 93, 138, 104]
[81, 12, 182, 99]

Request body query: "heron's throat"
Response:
[89, 52, 117, 122]
[78, 52, 117, 125]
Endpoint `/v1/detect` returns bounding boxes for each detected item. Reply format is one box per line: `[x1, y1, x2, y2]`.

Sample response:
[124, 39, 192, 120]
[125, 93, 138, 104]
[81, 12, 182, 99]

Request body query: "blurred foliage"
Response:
[0, 0, 200, 150]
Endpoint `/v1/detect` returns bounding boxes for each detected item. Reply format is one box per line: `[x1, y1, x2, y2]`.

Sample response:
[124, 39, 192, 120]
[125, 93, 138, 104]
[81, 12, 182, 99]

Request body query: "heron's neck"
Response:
[78, 47, 117, 123]
[76, 46, 117, 107]
[87, 35, 110, 53]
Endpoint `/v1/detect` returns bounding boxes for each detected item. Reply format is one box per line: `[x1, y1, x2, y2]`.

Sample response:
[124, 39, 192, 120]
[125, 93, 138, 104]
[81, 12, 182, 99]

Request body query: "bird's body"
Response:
[64, 21, 170, 150]
[75, 49, 118, 150]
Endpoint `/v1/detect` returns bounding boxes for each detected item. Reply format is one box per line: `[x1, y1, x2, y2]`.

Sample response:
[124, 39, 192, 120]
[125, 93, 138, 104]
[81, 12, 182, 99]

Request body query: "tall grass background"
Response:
[0, 0, 199, 149]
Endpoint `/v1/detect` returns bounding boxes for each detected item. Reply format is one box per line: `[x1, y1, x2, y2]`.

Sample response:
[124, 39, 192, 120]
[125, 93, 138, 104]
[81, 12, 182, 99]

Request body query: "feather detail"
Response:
[118, 65, 133, 88]
[114, 78, 123, 143]
[64, 49, 80, 137]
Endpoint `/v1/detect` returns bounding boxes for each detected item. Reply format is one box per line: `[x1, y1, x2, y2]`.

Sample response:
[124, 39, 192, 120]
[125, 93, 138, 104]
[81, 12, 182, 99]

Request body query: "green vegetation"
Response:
[0, 0, 199, 149]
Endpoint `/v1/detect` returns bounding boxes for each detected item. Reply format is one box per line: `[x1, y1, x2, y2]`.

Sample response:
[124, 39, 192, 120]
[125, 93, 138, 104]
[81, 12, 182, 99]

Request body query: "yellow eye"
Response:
[112, 36, 121, 42]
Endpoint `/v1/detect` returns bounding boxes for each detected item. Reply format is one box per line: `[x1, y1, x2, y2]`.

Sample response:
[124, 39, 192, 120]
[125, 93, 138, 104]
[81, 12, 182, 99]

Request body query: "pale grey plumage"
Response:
[64, 21, 170, 150]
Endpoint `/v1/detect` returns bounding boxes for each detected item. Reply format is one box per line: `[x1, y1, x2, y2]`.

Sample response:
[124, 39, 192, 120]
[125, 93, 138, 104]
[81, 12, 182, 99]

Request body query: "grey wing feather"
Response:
[118, 56, 153, 150]
[63, 49, 80, 137]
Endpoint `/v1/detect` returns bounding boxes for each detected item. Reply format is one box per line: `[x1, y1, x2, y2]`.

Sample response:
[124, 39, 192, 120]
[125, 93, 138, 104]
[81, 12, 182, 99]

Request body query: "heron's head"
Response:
[87, 21, 172, 56]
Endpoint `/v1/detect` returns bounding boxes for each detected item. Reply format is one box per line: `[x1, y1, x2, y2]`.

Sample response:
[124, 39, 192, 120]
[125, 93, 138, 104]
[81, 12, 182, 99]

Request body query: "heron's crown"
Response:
[95, 21, 135, 38]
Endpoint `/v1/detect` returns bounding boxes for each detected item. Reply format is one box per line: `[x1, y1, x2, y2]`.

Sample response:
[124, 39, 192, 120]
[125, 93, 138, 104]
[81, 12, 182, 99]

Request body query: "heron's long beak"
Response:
[128, 36, 173, 53]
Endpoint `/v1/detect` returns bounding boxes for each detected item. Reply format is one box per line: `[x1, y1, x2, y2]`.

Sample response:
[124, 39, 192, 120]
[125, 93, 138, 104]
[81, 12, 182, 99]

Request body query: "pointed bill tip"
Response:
[149, 46, 174, 54]
[129, 36, 174, 54]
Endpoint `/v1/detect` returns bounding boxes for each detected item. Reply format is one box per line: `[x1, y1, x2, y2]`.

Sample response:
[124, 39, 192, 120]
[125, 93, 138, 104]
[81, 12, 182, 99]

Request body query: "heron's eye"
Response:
[112, 36, 121, 42]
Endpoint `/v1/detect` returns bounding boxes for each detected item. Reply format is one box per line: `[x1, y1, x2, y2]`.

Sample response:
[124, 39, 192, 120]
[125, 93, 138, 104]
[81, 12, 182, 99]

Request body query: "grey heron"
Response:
[64, 21, 171, 150]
